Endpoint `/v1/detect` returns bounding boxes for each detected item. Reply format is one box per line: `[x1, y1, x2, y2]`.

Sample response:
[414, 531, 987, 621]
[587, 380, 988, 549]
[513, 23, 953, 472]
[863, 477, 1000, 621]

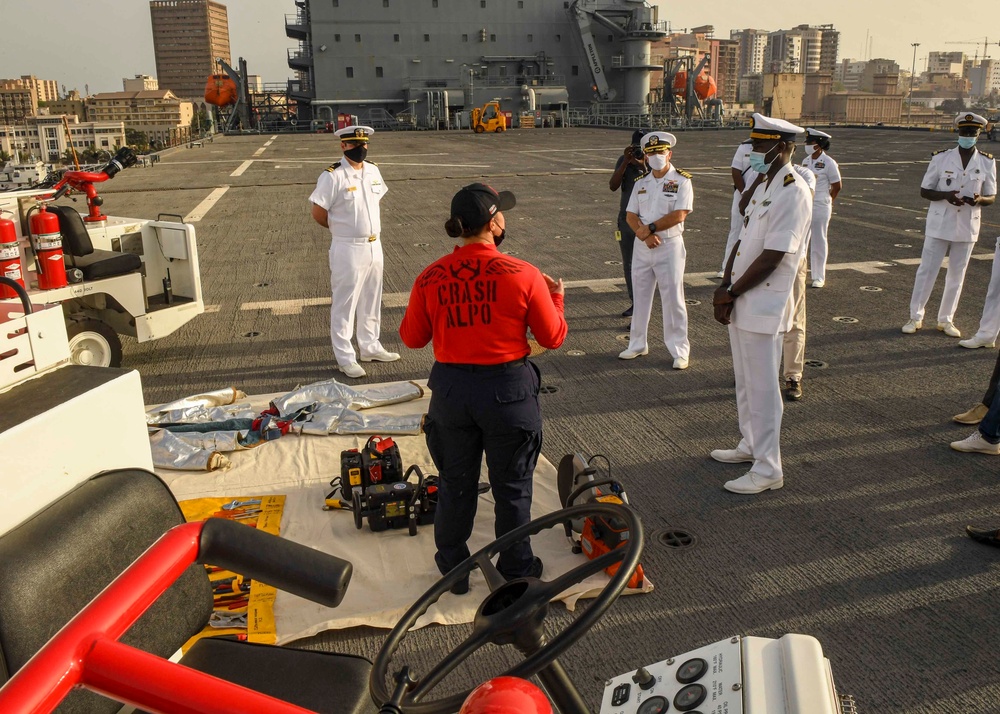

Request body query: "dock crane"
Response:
[944, 37, 999, 64]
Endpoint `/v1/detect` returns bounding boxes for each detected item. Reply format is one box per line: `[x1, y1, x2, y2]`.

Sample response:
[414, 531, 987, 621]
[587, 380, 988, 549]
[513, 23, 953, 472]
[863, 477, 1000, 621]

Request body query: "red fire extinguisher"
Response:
[0, 213, 25, 299]
[30, 205, 67, 290]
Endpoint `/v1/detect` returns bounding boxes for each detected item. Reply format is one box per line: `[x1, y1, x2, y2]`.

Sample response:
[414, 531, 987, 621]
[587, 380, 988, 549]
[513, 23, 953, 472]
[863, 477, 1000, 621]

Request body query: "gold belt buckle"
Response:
[368, 235, 377, 242]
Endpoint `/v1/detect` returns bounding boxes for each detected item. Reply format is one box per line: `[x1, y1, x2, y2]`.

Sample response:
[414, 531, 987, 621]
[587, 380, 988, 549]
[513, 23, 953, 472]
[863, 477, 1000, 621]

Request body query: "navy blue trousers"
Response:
[425, 359, 542, 578]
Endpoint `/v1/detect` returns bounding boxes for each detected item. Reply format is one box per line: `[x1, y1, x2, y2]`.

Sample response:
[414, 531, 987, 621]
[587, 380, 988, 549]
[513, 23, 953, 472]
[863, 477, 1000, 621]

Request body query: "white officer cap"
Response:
[335, 125, 375, 142]
[749, 113, 803, 141]
[641, 131, 677, 153]
[805, 128, 832, 140]
[955, 112, 988, 129]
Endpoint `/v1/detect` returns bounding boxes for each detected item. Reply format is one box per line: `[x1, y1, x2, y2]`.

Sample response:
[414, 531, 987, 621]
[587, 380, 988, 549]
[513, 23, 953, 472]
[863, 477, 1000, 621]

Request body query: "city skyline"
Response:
[1, 0, 993, 96]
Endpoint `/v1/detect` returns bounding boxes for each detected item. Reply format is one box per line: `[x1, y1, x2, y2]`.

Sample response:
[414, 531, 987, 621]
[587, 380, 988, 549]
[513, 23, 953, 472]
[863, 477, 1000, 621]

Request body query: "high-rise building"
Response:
[0, 86, 37, 125]
[149, 0, 231, 101]
[969, 58, 1000, 97]
[765, 30, 803, 73]
[730, 29, 769, 78]
[927, 51, 965, 76]
[764, 25, 839, 76]
[14, 76, 60, 103]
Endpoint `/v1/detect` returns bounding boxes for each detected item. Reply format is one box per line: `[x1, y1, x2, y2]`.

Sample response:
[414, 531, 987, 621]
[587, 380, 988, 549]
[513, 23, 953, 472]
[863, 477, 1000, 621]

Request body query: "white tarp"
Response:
[155, 380, 652, 645]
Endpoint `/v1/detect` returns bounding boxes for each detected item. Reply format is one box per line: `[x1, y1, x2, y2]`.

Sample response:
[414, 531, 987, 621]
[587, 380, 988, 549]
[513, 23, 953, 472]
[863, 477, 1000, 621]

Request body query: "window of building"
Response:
[383, 0, 389, 5]
[490, 33, 496, 42]
[572, 65, 579, 75]
[432, 0, 438, 5]
[424, 34, 430, 42]
[47, 140, 58, 150]
[346, 67, 354, 78]
[462, 34, 468, 42]
[335, 34, 341, 42]
[499, 65, 508, 77]
[518, 0, 524, 6]
[527, 34, 532, 41]
[556, 34, 561, 41]
[376, 66, 384, 78]
[332, 0, 338, 6]
[355, 33, 361, 42]
[480, 0, 486, 6]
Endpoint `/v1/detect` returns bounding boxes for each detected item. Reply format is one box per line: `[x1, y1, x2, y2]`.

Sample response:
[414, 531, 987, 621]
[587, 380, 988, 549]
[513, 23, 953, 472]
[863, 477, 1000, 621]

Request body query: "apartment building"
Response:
[150, 0, 231, 100]
[0, 115, 125, 163]
[0, 87, 36, 125]
[87, 90, 194, 148]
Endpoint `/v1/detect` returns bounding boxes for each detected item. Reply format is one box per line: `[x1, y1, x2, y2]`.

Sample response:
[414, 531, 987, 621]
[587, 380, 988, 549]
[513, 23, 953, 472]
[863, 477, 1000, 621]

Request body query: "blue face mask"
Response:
[749, 144, 778, 173]
[958, 136, 978, 149]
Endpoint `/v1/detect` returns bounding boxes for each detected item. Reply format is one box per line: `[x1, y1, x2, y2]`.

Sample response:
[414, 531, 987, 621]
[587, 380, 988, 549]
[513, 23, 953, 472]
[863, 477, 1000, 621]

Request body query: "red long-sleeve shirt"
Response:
[400, 243, 567, 364]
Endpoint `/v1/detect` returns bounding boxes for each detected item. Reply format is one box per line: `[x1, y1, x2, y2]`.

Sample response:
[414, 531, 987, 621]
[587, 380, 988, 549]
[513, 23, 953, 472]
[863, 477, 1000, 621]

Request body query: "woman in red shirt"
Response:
[400, 183, 566, 593]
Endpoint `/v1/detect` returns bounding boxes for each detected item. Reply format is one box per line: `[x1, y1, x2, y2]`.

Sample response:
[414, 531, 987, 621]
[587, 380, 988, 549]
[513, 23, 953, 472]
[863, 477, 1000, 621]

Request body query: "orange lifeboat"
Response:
[205, 74, 237, 106]
[672, 71, 688, 94]
[694, 74, 717, 101]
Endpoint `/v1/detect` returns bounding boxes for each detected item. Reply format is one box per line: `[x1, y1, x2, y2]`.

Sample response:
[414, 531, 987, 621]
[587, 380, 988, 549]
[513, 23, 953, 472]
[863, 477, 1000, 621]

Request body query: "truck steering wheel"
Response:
[369, 502, 644, 714]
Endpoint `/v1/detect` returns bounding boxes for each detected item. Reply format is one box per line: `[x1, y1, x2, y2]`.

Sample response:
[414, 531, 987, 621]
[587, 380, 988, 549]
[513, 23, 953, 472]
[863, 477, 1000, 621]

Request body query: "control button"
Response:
[632, 666, 656, 691]
[673, 684, 707, 711]
[637, 695, 669, 714]
[611, 682, 631, 706]
[676, 658, 707, 684]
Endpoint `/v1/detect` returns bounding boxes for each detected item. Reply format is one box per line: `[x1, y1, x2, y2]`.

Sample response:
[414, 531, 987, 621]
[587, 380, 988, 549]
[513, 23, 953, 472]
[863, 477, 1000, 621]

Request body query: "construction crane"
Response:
[944, 37, 999, 63]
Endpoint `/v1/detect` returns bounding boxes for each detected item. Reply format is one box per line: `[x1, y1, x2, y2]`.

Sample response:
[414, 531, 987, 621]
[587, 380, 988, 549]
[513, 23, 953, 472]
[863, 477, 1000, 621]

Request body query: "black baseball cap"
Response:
[450, 183, 516, 232]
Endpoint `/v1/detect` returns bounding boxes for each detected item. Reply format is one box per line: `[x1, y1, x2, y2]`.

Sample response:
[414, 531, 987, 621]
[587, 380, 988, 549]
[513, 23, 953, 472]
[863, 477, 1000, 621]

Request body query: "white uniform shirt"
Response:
[731, 163, 813, 335]
[800, 151, 841, 203]
[920, 147, 997, 242]
[731, 141, 758, 194]
[626, 166, 694, 239]
[309, 160, 388, 238]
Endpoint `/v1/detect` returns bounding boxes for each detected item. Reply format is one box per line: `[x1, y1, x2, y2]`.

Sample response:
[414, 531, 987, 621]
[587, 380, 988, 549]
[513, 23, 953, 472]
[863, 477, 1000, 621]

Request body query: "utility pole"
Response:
[907, 42, 920, 126]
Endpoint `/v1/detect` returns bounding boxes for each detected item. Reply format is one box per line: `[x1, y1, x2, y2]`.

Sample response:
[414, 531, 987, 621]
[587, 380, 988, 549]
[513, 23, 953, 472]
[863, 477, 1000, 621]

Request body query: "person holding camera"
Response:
[399, 183, 567, 593]
[902, 112, 996, 337]
[609, 130, 647, 317]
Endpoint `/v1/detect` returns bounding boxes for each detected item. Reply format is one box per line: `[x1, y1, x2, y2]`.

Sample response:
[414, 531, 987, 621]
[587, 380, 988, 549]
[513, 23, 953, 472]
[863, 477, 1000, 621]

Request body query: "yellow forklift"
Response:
[470, 101, 506, 133]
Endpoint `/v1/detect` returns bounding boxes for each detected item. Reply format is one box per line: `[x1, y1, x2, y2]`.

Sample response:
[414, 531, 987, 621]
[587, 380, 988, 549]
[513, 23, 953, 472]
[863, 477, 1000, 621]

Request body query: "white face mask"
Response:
[647, 153, 668, 171]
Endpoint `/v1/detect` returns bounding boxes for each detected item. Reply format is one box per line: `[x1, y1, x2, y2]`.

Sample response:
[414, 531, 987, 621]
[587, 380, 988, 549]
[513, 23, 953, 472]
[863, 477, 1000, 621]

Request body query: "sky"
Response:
[0, 0, 992, 94]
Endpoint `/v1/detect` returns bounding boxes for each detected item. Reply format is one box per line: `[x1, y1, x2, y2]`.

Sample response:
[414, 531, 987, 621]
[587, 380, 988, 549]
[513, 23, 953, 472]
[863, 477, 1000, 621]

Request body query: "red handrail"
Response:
[0, 521, 317, 714]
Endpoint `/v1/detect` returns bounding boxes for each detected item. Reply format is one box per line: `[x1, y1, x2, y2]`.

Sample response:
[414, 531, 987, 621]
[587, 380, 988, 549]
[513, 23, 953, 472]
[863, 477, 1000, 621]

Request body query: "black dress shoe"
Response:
[966, 526, 1000, 547]
[450, 575, 470, 595]
[621, 305, 634, 318]
[501, 556, 544, 581]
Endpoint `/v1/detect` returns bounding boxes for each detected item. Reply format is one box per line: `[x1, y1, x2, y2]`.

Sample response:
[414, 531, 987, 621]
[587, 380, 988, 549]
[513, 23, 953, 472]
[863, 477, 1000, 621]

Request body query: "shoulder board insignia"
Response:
[931, 149, 947, 156]
[980, 151, 994, 160]
[783, 173, 796, 187]
[325, 161, 341, 172]
[365, 160, 378, 166]
[677, 169, 693, 179]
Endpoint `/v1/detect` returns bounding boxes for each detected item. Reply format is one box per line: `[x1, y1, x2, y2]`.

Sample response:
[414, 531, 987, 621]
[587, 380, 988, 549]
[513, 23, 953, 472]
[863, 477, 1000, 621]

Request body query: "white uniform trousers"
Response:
[729, 325, 784, 481]
[808, 200, 832, 283]
[971, 238, 1000, 343]
[720, 190, 742, 273]
[909, 237, 976, 324]
[329, 237, 384, 366]
[782, 256, 808, 381]
[627, 236, 690, 360]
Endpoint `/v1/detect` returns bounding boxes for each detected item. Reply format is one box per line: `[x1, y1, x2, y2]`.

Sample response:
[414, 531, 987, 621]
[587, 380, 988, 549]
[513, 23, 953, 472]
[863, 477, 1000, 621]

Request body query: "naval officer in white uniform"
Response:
[620, 131, 694, 369]
[717, 139, 758, 278]
[800, 128, 842, 288]
[960, 234, 1000, 349]
[310, 125, 399, 378]
[712, 114, 812, 495]
[903, 112, 997, 337]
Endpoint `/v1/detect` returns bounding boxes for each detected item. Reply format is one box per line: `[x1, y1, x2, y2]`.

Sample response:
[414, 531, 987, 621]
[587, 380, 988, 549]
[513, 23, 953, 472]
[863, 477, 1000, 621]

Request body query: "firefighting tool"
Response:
[352, 464, 439, 535]
[48, 147, 138, 222]
[0, 211, 24, 299]
[28, 203, 67, 290]
[324, 435, 404, 510]
[557, 452, 646, 589]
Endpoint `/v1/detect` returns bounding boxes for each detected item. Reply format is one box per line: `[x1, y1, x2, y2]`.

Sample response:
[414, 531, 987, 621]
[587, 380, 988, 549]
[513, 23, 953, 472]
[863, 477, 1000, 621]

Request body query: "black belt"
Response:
[441, 357, 528, 373]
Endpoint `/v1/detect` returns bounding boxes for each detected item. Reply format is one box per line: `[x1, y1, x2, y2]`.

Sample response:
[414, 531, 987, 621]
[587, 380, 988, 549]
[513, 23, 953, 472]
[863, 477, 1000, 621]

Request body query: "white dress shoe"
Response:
[360, 348, 401, 362]
[338, 362, 367, 378]
[724, 471, 784, 494]
[715, 270, 725, 279]
[950, 432, 1000, 455]
[618, 347, 648, 360]
[710, 447, 754, 464]
[810, 279, 825, 288]
[937, 322, 961, 338]
[901, 319, 923, 334]
[959, 335, 996, 349]
[672, 357, 689, 370]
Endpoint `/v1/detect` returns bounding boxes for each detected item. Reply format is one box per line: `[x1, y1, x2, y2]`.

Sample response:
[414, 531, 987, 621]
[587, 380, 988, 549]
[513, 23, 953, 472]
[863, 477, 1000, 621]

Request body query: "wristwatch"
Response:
[647, 222, 657, 234]
[726, 284, 739, 298]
